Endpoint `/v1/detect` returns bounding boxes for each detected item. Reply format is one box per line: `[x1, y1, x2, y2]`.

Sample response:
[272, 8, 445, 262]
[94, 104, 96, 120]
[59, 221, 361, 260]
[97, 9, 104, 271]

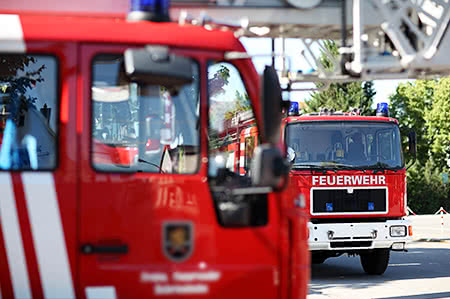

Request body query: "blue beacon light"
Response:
[288, 102, 299, 116]
[128, 0, 171, 22]
[326, 203, 333, 212]
[376, 102, 389, 117]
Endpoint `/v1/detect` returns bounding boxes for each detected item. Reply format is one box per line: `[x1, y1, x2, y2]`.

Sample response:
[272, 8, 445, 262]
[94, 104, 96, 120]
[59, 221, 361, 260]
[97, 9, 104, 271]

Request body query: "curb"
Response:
[413, 238, 450, 243]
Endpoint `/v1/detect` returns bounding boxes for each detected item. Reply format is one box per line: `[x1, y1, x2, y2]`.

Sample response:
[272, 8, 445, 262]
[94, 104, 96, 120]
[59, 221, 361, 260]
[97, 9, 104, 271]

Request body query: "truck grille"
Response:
[330, 241, 372, 248]
[312, 188, 387, 214]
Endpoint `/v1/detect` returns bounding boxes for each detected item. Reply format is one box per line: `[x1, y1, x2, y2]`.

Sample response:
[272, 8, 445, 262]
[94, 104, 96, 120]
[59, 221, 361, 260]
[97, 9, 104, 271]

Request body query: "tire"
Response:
[360, 249, 390, 275]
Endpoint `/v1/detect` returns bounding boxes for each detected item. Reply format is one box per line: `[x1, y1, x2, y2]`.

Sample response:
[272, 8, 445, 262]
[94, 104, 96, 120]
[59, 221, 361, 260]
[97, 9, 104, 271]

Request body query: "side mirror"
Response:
[251, 144, 289, 188]
[260, 66, 283, 145]
[251, 66, 291, 189]
[124, 46, 193, 87]
[408, 131, 417, 158]
[406, 130, 417, 171]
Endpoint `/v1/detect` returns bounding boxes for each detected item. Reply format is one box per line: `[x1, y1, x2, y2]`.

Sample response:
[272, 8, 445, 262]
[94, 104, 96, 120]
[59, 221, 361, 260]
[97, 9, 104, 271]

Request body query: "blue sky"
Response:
[240, 38, 410, 106]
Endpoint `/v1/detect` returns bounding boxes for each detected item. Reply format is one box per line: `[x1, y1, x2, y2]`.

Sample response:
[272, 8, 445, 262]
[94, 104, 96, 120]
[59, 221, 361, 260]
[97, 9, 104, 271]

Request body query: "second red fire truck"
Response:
[284, 102, 415, 275]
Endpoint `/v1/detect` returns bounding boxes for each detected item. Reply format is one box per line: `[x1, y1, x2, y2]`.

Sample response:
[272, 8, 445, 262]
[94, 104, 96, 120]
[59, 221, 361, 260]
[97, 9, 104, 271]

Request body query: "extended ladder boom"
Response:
[5, 0, 450, 81]
[172, 0, 450, 82]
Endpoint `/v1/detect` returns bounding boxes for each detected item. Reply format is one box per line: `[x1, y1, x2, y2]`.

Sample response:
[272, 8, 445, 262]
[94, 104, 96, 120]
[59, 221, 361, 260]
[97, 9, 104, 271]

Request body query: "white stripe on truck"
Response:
[0, 15, 26, 52]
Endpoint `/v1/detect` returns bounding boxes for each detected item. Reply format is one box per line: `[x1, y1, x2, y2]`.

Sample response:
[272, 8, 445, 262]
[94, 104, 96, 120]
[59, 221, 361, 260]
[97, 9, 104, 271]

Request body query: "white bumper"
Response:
[309, 219, 412, 251]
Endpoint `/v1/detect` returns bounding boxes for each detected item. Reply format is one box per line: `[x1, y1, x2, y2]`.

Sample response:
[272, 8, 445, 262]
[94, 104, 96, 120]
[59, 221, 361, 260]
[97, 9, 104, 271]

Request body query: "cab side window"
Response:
[0, 55, 58, 170]
[207, 62, 268, 228]
[207, 62, 257, 177]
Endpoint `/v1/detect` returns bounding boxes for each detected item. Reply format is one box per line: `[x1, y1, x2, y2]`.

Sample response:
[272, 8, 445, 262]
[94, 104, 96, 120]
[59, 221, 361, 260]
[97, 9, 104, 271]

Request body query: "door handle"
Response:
[81, 243, 128, 255]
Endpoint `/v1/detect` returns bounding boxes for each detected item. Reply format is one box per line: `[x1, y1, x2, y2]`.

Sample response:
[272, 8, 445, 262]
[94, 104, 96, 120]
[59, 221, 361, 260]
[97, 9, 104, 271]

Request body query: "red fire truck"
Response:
[284, 103, 416, 275]
[0, 1, 309, 298]
[212, 109, 259, 176]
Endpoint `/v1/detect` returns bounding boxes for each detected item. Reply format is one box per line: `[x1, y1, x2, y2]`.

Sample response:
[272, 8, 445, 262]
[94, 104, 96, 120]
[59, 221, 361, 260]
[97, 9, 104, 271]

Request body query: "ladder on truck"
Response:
[172, 0, 450, 83]
[7, 0, 450, 82]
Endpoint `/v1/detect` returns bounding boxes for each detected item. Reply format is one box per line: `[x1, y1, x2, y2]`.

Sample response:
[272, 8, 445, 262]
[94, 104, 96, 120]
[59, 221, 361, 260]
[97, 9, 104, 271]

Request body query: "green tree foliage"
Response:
[224, 91, 250, 120]
[390, 80, 435, 164]
[426, 78, 450, 169]
[208, 65, 231, 139]
[407, 160, 448, 214]
[0, 55, 46, 125]
[305, 41, 376, 115]
[389, 79, 450, 213]
[208, 65, 230, 98]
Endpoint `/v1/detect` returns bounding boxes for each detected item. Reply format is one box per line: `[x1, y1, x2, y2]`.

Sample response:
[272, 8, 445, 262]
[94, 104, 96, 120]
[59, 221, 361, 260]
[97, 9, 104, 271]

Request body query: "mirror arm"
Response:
[272, 156, 291, 192]
[274, 172, 290, 192]
[406, 130, 417, 171]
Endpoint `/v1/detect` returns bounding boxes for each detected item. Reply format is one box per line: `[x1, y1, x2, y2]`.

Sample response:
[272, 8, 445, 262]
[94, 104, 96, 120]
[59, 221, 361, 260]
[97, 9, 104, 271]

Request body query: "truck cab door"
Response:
[78, 44, 281, 299]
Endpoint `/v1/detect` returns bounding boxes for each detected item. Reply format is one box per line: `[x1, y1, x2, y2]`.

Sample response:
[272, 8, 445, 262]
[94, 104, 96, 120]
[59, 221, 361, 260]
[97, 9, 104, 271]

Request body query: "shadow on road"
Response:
[309, 243, 450, 296]
[376, 291, 450, 299]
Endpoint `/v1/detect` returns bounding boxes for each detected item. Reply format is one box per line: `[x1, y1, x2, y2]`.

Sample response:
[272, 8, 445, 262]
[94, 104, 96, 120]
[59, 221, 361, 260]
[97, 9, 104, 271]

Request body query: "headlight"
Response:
[390, 225, 407, 237]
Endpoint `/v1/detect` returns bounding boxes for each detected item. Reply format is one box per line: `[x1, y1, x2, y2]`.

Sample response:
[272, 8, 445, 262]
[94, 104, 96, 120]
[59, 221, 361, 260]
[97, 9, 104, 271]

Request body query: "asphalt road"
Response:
[308, 241, 450, 299]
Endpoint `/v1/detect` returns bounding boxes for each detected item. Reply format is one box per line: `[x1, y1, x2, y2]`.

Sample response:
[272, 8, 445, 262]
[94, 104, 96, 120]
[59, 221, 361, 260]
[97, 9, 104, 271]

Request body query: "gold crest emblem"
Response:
[162, 221, 193, 262]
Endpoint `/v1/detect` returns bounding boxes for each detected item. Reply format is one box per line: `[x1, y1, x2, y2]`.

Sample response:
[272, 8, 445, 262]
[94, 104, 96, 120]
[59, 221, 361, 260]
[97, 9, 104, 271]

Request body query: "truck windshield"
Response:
[286, 121, 404, 170]
[91, 54, 200, 174]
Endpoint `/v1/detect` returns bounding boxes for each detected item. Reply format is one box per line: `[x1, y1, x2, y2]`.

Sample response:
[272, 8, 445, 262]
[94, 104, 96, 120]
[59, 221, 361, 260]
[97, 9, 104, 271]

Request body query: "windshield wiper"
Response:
[291, 164, 330, 174]
[322, 162, 357, 169]
[294, 162, 369, 173]
[137, 158, 165, 173]
[363, 162, 395, 174]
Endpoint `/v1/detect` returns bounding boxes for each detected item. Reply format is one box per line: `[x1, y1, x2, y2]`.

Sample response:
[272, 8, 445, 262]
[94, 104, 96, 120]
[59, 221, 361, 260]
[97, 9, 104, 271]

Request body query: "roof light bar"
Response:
[128, 0, 170, 22]
[376, 102, 389, 117]
[288, 102, 299, 116]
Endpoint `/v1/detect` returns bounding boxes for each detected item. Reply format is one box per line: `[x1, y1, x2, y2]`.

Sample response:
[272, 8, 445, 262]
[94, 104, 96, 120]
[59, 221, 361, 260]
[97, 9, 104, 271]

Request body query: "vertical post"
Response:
[351, 0, 363, 74]
[271, 38, 275, 68]
[281, 37, 286, 77]
[441, 208, 444, 238]
[341, 0, 347, 48]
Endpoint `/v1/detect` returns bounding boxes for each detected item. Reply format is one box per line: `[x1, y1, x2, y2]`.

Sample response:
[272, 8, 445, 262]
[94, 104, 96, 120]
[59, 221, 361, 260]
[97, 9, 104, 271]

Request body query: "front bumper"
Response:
[308, 219, 412, 251]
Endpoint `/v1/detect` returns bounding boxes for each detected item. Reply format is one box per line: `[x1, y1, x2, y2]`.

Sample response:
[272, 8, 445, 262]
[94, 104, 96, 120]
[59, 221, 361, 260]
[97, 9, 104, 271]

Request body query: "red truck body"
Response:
[0, 2, 309, 298]
[283, 112, 412, 274]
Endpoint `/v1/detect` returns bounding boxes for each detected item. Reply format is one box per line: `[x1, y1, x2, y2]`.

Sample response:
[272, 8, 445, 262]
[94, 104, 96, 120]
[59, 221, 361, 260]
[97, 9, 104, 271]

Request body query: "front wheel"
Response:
[360, 249, 390, 275]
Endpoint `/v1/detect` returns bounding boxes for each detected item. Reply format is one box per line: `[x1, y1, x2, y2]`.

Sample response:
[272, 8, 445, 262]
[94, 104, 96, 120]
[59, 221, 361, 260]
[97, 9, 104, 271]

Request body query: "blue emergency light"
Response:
[288, 101, 299, 116]
[326, 203, 333, 212]
[128, 0, 170, 22]
[376, 102, 389, 117]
